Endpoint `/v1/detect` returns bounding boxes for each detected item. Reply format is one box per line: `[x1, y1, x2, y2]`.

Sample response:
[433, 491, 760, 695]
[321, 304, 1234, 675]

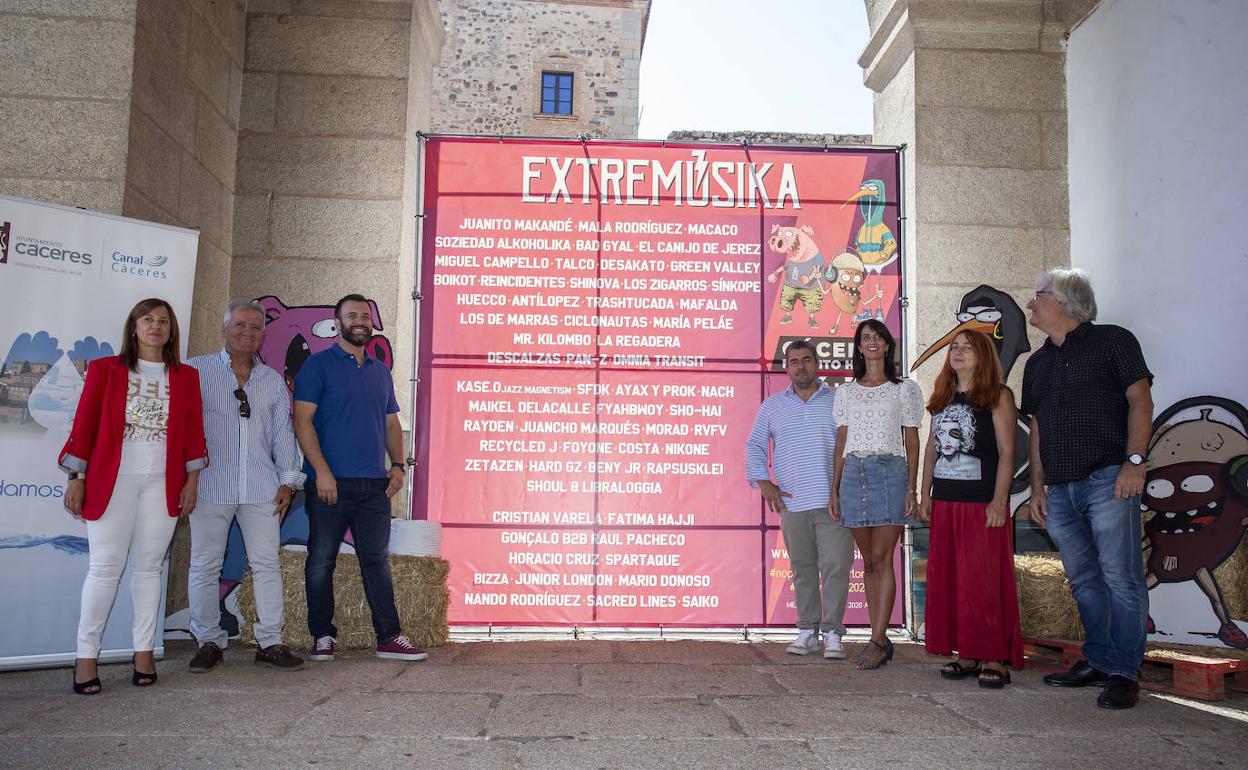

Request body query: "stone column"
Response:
[859, 0, 1073, 396]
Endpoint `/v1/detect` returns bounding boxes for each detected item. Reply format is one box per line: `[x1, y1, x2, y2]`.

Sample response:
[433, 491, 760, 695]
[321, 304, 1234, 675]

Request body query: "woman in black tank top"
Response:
[917, 330, 1024, 687]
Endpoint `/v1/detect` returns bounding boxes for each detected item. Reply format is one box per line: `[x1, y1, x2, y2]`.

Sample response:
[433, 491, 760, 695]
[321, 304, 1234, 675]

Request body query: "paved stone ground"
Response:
[2, 638, 1245, 769]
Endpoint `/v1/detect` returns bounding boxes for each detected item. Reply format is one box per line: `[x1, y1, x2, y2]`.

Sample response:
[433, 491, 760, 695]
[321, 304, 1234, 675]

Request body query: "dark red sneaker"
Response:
[310, 635, 336, 662]
[376, 634, 428, 661]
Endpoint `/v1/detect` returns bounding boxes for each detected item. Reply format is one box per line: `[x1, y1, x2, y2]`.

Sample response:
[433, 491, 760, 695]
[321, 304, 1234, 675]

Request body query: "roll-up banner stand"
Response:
[412, 137, 905, 633]
[0, 195, 199, 670]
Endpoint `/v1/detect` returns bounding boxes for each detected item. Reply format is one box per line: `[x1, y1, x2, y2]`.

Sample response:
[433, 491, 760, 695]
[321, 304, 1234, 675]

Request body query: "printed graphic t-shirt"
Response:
[930, 392, 998, 503]
[118, 359, 169, 475]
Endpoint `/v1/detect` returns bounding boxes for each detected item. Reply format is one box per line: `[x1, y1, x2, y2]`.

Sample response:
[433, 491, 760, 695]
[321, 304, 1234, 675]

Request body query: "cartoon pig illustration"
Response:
[255, 295, 394, 393]
[766, 224, 827, 328]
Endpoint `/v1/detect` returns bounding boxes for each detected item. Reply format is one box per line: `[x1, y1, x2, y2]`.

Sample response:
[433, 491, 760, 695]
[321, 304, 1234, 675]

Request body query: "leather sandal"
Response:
[132, 656, 158, 687]
[72, 660, 101, 695]
[72, 676, 102, 695]
[939, 659, 982, 680]
[978, 665, 1011, 689]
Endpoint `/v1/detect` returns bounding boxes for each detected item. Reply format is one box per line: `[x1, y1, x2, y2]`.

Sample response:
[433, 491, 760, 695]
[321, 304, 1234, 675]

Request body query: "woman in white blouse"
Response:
[830, 319, 923, 669]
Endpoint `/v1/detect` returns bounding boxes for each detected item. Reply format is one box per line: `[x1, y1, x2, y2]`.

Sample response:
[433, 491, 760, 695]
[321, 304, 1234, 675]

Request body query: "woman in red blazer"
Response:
[58, 298, 208, 695]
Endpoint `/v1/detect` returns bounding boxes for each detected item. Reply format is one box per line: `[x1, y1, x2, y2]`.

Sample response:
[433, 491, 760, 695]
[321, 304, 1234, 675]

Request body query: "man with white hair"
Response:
[186, 299, 306, 673]
[1022, 268, 1153, 709]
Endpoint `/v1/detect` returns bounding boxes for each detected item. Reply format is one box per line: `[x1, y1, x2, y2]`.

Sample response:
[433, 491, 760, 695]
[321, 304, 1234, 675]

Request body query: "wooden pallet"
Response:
[1024, 636, 1248, 701]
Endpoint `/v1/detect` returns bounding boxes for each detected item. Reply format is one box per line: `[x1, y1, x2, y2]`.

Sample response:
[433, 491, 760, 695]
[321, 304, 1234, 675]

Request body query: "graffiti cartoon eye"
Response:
[957, 308, 1002, 323]
[852, 274, 862, 283]
[1146, 479, 1175, 499]
[311, 319, 337, 339]
[1180, 474, 1214, 493]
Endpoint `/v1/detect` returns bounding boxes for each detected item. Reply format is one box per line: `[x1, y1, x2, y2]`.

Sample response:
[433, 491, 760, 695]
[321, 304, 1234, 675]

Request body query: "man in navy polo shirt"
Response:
[293, 294, 426, 662]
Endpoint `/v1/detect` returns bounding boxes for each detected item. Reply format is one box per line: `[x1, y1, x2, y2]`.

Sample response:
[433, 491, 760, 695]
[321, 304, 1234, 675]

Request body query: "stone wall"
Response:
[0, 1, 138, 213]
[860, 0, 1071, 398]
[123, 0, 247, 358]
[431, 0, 648, 138]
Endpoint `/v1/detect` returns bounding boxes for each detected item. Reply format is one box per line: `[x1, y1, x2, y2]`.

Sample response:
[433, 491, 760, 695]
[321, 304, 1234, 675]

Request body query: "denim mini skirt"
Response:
[839, 453, 908, 528]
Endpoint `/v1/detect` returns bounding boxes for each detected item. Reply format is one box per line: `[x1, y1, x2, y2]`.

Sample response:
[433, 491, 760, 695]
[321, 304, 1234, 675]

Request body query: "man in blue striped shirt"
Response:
[746, 340, 854, 658]
[187, 299, 306, 673]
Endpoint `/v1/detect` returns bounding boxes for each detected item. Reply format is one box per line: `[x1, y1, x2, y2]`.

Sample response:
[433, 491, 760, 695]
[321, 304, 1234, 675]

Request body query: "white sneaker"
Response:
[786, 629, 819, 656]
[823, 631, 846, 659]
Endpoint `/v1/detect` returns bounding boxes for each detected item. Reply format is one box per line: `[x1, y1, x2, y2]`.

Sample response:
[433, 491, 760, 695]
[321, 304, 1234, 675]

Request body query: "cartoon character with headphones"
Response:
[1142, 396, 1248, 648]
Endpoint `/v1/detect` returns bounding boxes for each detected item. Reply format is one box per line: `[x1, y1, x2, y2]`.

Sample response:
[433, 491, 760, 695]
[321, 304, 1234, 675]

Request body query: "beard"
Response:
[342, 324, 372, 347]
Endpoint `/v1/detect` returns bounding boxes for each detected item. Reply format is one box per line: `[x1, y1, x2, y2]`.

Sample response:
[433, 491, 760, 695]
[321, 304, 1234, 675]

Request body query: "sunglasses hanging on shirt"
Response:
[233, 387, 251, 419]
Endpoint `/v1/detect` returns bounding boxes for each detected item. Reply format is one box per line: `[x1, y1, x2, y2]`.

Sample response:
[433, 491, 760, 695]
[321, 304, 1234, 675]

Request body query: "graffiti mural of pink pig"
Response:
[254, 295, 395, 393]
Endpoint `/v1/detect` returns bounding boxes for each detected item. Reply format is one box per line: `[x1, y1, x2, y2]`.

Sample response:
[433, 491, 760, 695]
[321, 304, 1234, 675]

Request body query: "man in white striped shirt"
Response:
[746, 339, 854, 659]
[186, 299, 306, 673]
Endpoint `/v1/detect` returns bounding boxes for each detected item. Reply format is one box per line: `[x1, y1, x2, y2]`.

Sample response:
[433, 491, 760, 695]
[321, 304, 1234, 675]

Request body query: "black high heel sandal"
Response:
[72, 676, 102, 695]
[856, 640, 891, 670]
[132, 656, 158, 687]
[72, 660, 102, 695]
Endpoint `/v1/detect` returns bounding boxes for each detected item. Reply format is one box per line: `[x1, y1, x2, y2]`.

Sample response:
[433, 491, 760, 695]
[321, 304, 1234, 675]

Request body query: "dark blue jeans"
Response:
[1043, 464, 1149, 680]
[305, 477, 401, 643]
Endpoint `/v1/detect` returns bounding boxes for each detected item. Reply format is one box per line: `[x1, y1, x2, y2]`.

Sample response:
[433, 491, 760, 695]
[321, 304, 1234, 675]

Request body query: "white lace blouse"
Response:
[832, 379, 924, 457]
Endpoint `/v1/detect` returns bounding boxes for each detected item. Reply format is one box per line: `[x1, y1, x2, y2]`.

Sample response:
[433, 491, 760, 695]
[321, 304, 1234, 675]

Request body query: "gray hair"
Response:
[222, 298, 266, 326]
[1038, 268, 1097, 322]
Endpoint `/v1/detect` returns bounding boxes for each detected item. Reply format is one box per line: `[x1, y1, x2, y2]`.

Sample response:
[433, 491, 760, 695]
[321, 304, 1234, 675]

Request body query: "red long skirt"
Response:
[924, 499, 1025, 668]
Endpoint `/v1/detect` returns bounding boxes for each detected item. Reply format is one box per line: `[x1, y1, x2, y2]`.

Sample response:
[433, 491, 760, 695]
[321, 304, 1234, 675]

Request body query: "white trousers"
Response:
[77, 472, 177, 658]
[188, 500, 285, 649]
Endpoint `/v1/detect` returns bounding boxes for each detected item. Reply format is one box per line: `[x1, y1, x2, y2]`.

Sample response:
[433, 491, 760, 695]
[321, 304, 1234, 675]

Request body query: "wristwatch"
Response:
[390, 462, 406, 473]
[67, 471, 85, 481]
[1126, 453, 1145, 466]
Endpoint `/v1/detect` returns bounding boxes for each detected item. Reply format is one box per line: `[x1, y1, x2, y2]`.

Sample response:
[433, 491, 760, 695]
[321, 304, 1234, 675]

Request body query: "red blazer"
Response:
[58, 356, 209, 521]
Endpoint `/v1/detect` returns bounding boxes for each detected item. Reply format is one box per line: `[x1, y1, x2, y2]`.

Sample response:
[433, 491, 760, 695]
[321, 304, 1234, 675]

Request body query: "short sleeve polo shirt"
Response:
[1021, 322, 1152, 485]
[294, 342, 399, 480]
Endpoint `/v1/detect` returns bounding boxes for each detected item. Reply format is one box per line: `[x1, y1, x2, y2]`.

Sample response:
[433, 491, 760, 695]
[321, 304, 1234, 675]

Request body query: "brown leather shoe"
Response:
[188, 642, 223, 673]
[255, 644, 305, 671]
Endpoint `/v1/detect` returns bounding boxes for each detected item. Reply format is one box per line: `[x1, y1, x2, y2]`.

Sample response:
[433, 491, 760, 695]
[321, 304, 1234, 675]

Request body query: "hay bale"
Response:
[235, 549, 450, 651]
[1014, 553, 1084, 640]
[1217, 535, 1248, 621]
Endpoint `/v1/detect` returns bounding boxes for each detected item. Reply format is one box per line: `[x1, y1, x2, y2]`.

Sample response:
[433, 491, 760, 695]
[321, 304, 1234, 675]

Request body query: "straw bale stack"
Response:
[1014, 553, 1084, 640]
[235, 549, 450, 650]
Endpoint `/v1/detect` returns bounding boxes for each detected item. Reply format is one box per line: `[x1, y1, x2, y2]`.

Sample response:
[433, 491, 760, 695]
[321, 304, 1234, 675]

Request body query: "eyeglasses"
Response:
[233, 387, 251, 419]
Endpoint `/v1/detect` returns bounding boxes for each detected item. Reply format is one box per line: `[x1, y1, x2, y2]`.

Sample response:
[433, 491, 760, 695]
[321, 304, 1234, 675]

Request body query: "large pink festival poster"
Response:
[415, 137, 903, 627]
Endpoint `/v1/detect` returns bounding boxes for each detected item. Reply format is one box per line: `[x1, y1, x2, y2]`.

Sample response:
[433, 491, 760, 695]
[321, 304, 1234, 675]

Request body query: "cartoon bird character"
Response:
[842, 179, 897, 320]
[823, 251, 865, 334]
[1143, 398, 1248, 648]
[766, 224, 826, 329]
[911, 285, 1031, 377]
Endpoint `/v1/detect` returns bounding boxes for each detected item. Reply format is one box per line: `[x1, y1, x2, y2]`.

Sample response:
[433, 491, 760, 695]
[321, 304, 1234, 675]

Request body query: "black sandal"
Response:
[132, 657, 158, 687]
[978, 665, 1011, 689]
[940, 659, 982, 680]
[72, 660, 101, 695]
[72, 676, 102, 695]
[856, 640, 890, 670]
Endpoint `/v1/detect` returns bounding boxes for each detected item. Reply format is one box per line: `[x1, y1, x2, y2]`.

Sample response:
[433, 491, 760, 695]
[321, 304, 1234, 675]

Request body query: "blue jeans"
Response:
[1043, 464, 1148, 680]
[305, 477, 401, 643]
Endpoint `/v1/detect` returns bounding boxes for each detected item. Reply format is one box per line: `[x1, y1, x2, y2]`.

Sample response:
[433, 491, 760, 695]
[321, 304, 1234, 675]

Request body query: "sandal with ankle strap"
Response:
[856, 640, 890, 670]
